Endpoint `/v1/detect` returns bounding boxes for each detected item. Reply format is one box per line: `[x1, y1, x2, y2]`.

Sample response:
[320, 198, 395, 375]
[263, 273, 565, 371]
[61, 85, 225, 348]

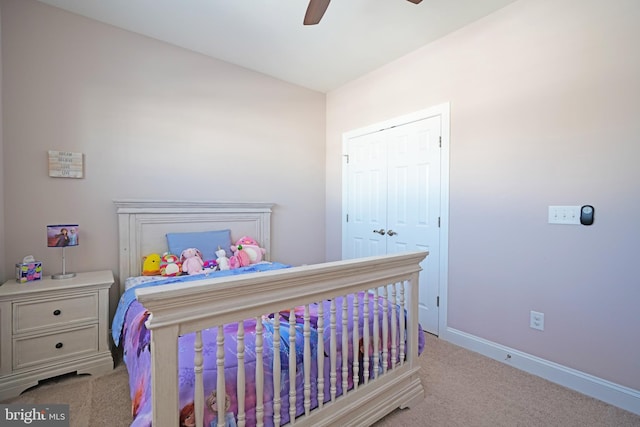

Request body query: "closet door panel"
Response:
[345, 132, 387, 258]
[386, 117, 442, 333]
[386, 119, 434, 249]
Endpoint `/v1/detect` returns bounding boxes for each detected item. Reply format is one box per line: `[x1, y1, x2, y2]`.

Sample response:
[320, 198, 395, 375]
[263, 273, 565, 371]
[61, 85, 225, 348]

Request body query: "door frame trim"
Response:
[341, 102, 450, 336]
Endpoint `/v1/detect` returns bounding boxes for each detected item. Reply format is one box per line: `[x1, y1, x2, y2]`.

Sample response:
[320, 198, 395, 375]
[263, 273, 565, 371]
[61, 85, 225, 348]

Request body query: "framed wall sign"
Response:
[48, 150, 84, 178]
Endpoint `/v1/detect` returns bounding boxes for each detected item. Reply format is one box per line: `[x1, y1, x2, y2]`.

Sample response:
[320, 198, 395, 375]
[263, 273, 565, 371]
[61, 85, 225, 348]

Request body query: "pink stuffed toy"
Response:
[230, 236, 266, 268]
[180, 248, 204, 275]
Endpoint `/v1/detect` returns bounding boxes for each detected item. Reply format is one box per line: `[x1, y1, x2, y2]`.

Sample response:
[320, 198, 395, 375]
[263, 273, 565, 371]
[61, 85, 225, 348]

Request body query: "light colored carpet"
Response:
[375, 335, 640, 427]
[3, 334, 639, 426]
[2, 363, 132, 426]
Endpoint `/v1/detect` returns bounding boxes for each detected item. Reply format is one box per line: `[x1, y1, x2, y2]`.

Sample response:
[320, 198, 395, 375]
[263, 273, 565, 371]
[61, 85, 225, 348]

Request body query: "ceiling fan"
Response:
[304, 0, 423, 25]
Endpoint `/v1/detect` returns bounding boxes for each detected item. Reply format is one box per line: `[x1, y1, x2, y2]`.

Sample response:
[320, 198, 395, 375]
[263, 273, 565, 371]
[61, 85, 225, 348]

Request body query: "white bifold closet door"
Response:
[344, 115, 441, 335]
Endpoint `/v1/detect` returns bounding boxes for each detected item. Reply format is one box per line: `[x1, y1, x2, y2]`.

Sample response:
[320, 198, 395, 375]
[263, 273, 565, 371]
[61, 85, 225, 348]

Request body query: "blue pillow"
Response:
[166, 229, 232, 261]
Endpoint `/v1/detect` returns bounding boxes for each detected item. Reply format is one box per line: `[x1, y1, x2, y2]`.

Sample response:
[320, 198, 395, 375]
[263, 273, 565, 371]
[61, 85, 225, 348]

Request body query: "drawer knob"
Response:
[55, 342, 63, 349]
[53, 309, 61, 316]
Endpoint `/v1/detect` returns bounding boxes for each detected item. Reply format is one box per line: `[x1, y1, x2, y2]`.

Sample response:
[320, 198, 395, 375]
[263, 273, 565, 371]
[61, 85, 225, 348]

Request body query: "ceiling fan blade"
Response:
[406, 0, 423, 4]
[304, 0, 331, 25]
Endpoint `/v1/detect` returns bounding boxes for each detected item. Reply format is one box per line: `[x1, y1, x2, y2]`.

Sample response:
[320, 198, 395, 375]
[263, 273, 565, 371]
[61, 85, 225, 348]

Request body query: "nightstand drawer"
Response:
[13, 325, 98, 370]
[13, 293, 98, 334]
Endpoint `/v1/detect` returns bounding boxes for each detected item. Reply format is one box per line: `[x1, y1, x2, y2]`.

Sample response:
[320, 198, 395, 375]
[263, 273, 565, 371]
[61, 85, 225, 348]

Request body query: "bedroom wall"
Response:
[326, 0, 640, 396]
[0, 1, 326, 284]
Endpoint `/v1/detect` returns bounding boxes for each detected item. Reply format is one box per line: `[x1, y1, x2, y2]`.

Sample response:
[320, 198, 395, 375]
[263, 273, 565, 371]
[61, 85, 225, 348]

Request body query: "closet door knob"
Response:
[53, 309, 61, 316]
[387, 230, 398, 236]
[55, 342, 63, 349]
[373, 229, 386, 235]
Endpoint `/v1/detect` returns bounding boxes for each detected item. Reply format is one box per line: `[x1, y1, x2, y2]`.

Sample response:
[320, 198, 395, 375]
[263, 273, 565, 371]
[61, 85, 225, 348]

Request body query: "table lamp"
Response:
[47, 224, 79, 279]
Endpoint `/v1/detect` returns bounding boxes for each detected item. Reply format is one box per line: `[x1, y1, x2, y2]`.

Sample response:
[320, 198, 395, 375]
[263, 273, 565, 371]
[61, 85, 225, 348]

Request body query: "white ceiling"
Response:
[37, 0, 518, 93]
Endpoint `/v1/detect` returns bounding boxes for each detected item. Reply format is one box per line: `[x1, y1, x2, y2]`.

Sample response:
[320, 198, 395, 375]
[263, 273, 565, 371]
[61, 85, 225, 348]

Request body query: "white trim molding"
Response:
[441, 327, 640, 416]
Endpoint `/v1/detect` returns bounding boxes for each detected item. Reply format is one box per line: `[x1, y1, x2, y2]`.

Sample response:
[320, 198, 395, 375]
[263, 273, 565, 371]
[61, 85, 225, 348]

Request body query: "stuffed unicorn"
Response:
[215, 247, 230, 271]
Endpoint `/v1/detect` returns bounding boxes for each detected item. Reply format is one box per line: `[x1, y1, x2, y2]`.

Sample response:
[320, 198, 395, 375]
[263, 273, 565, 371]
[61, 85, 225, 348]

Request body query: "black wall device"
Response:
[580, 205, 594, 225]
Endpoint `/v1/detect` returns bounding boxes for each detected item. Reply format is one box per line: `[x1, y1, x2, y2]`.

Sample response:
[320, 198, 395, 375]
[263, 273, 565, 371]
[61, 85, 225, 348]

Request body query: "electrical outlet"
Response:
[530, 310, 544, 331]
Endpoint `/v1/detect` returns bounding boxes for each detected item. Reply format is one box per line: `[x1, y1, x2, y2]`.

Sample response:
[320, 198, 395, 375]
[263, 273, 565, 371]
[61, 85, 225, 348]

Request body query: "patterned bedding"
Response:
[112, 264, 425, 427]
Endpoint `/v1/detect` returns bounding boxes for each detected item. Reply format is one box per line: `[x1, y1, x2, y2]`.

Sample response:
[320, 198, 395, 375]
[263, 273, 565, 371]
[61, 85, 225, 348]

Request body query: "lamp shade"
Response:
[47, 224, 79, 248]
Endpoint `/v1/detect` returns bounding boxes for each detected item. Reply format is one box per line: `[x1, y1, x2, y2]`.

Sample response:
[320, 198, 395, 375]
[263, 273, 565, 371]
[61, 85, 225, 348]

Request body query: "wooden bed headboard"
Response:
[113, 200, 273, 293]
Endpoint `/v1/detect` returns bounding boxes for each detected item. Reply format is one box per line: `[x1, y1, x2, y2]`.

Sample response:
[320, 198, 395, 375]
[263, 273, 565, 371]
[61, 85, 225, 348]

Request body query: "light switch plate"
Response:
[548, 206, 581, 225]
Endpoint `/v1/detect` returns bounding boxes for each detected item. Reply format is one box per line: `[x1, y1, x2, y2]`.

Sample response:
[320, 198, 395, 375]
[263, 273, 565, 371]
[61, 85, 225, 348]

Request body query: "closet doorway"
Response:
[342, 103, 449, 336]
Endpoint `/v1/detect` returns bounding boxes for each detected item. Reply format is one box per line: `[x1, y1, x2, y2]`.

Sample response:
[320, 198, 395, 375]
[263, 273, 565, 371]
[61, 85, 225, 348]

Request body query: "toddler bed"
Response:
[113, 200, 427, 426]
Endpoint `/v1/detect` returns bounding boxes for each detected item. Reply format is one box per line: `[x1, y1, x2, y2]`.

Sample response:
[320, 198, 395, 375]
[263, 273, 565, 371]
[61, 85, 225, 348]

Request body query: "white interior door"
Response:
[343, 113, 444, 335]
[385, 117, 441, 335]
[344, 131, 388, 258]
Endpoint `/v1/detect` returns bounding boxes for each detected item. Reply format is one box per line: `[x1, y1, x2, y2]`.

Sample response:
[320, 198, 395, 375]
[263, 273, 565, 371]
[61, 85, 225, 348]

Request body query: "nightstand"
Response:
[0, 270, 114, 400]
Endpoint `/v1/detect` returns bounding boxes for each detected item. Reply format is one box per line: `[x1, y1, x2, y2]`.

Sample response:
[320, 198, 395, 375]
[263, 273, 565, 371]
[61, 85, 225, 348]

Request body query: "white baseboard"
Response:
[440, 327, 640, 416]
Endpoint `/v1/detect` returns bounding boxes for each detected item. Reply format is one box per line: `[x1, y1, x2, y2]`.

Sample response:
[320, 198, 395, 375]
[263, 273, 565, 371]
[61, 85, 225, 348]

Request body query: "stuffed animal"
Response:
[181, 248, 204, 275]
[160, 253, 181, 277]
[230, 236, 266, 266]
[215, 247, 230, 271]
[229, 250, 249, 269]
[142, 253, 162, 276]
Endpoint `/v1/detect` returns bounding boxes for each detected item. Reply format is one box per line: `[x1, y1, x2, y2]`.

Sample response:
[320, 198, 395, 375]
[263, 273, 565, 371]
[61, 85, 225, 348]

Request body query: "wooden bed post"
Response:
[149, 322, 180, 425]
[408, 271, 421, 363]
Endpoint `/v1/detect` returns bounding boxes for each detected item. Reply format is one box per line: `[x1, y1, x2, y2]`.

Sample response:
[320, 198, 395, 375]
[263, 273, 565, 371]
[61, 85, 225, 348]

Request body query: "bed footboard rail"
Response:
[136, 250, 428, 426]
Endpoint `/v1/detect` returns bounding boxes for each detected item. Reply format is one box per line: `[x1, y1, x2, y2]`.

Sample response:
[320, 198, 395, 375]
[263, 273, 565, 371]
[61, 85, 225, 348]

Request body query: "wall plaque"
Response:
[48, 151, 84, 178]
